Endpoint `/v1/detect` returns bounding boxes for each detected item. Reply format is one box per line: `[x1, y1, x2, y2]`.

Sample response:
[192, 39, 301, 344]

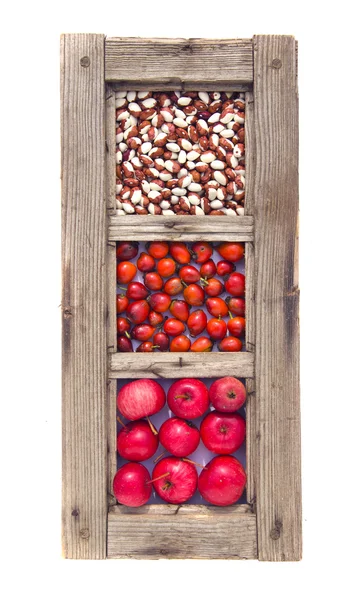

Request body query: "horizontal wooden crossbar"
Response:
[108, 215, 254, 242]
[109, 352, 254, 379]
[105, 37, 253, 89]
[107, 504, 257, 559]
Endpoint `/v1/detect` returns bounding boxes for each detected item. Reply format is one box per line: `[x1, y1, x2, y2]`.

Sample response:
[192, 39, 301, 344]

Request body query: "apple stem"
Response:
[153, 451, 166, 464]
[147, 471, 171, 485]
[117, 416, 126, 428]
[182, 458, 207, 470]
[174, 394, 189, 400]
[146, 416, 158, 436]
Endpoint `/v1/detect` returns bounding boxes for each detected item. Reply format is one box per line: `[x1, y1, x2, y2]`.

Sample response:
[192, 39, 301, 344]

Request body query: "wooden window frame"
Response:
[61, 34, 301, 561]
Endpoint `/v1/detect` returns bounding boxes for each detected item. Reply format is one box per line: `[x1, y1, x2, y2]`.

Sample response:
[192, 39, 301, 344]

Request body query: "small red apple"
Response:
[117, 419, 159, 461]
[167, 378, 209, 419]
[151, 457, 198, 504]
[159, 417, 200, 457]
[117, 379, 166, 420]
[200, 411, 246, 454]
[113, 463, 152, 507]
[198, 456, 247, 506]
[209, 377, 246, 412]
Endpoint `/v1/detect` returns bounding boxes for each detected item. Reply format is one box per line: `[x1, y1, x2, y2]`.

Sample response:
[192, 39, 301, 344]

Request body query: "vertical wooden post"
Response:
[253, 35, 301, 561]
[61, 33, 107, 559]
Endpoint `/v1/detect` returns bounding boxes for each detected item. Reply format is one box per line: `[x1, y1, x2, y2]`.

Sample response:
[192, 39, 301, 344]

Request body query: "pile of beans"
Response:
[115, 91, 245, 216]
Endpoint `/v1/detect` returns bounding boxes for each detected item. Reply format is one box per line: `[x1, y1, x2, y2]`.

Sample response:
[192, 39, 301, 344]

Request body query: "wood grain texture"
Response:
[109, 215, 254, 242]
[107, 379, 117, 508]
[107, 242, 117, 354]
[253, 35, 301, 561]
[244, 90, 257, 506]
[108, 505, 257, 559]
[105, 84, 116, 212]
[109, 352, 254, 379]
[105, 38, 253, 88]
[61, 33, 107, 559]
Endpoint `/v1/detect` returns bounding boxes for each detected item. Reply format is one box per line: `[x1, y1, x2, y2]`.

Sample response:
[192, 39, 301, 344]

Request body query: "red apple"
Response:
[167, 378, 209, 419]
[117, 419, 159, 461]
[209, 377, 246, 412]
[117, 379, 166, 420]
[198, 456, 247, 506]
[113, 463, 152, 507]
[151, 457, 197, 504]
[159, 418, 200, 457]
[200, 411, 246, 454]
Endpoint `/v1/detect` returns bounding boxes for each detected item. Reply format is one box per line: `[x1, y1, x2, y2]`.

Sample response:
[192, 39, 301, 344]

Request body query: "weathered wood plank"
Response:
[61, 33, 107, 559]
[244, 90, 257, 506]
[107, 379, 117, 508]
[108, 215, 254, 242]
[253, 35, 301, 561]
[109, 352, 254, 379]
[108, 504, 257, 559]
[105, 38, 253, 88]
[107, 242, 117, 354]
[105, 84, 116, 212]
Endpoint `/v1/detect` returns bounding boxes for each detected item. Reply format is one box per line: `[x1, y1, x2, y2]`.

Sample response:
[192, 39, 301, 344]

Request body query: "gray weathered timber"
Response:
[109, 352, 254, 379]
[107, 242, 117, 355]
[108, 215, 254, 242]
[107, 379, 117, 508]
[244, 90, 257, 506]
[253, 35, 301, 561]
[105, 84, 116, 212]
[108, 504, 257, 559]
[105, 38, 253, 88]
[61, 33, 107, 559]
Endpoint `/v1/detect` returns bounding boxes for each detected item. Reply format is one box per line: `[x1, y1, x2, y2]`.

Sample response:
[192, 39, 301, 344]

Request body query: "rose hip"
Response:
[116, 241, 139, 261]
[157, 257, 176, 278]
[116, 294, 129, 313]
[148, 310, 164, 327]
[225, 272, 245, 296]
[146, 241, 169, 259]
[190, 337, 213, 352]
[226, 296, 245, 317]
[206, 318, 227, 341]
[164, 276, 183, 296]
[200, 259, 217, 278]
[217, 260, 236, 277]
[137, 252, 156, 272]
[144, 271, 164, 291]
[131, 324, 156, 341]
[170, 334, 191, 352]
[126, 281, 148, 300]
[153, 331, 170, 351]
[149, 292, 172, 313]
[164, 318, 186, 337]
[202, 277, 224, 297]
[170, 300, 190, 322]
[191, 241, 213, 263]
[179, 265, 201, 284]
[117, 261, 137, 284]
[169, 241, 192, 264]
[218, 336, 243, 352]
[206, 297, 228, 318]
[217, 242, 244, 262]
[117, 317, 131, 335]
[117, 335, 134, 352]
[228, 316, 246, 337]
[183, 283, 205, 306]
[187, 309, 207, 337]
[126, 299, 150, 324]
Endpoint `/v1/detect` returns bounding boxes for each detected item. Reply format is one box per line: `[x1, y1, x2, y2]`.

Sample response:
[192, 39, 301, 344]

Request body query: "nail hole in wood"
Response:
[80, 56, 90, 67]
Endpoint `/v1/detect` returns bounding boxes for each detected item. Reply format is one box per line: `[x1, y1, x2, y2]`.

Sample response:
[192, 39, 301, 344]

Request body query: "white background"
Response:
[2, 1, 361, 598]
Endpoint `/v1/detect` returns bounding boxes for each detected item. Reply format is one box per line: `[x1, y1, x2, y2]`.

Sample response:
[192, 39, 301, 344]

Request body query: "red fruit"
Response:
[206, 297, 228, 317]
[136, 341, 157, 352]
[225, 272, 245, 296]
[163, 318, 186, 337]
[169, 241, 192, 264]
[147, 241, 169, 259]
[202, 277, 224, 297]
[113, 463, 151, 507]
[179, 265, 201, 284]
[167, 378, 209, 419]
[190, 337, 213, 352]
[191, 241, 213, 263]
[157, 257, 176, 278]
[151, 457, 197, 504]
[209, 376, 246, 411]
[131, 324, 156, 341]
[170, 299, 190, 322]
[164, 276, 183, 296]
[126, 281, 148, 300]
[116, 294, 129, 313]
[217, 260, 236, 277]
[126, 299, 150, 324]
[226, 296, 246, 317]
[117, 379, 166, 420]
[137, 252, 156, 272]
[200, 259, 217, 278]
[200, 412, 246, 454]
[144, 271, 164, 291]
[149, 310, 164, 327]
[217, 242, 245, 262]
[159, 418, 200, 457]
[228, 316, 246, 337]
[198, 456, 246, 506]
[116, 241, 139, 261]
[153, 331, 170, 351]
[170, 335, 191, 352]
[117, 317, 131, 335]
[117, 335, 133, 352]
[206, 318, 227, 341]
[183, 283, 205, 306]
[218, 337, 243, 352]
[117, 261, 137, 284]
[117, 419, 159, 461]
[149, 292, 172, 313]
[187, 309, 207, 337]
